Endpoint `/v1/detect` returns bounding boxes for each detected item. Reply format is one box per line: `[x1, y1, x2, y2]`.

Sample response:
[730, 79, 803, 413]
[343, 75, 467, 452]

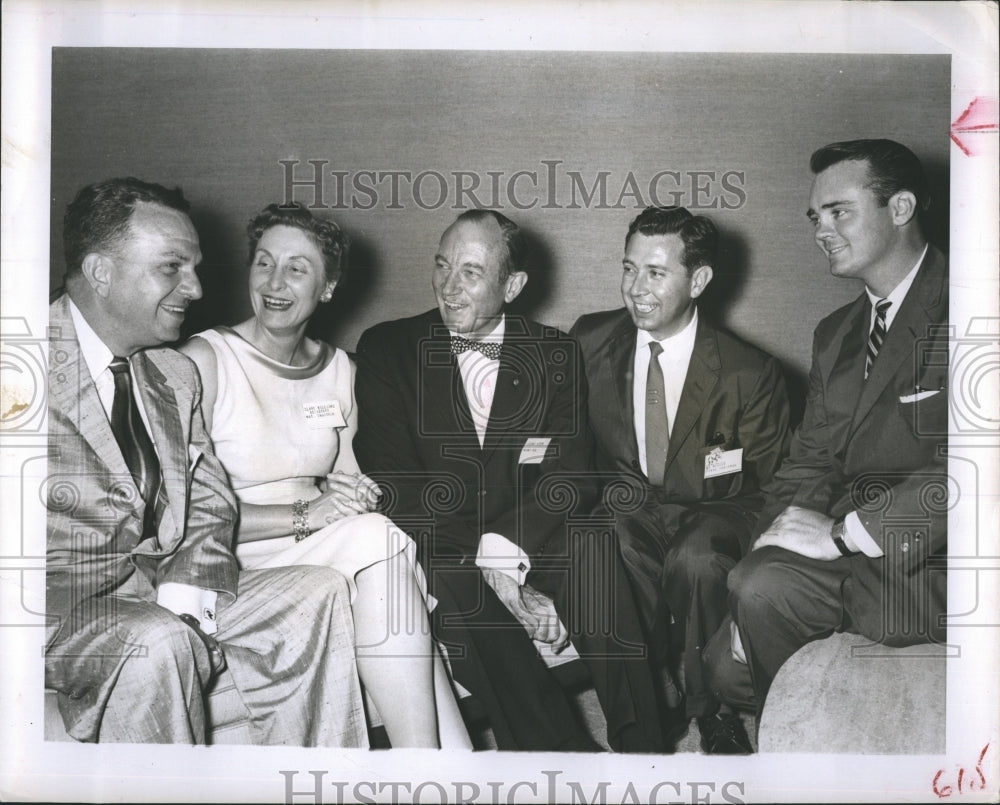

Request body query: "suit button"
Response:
[630, 459, 639, 469]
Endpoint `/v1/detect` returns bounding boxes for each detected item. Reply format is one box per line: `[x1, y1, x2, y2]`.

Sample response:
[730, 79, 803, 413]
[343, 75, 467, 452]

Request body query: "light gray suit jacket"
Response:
[45, 294, 238, 739]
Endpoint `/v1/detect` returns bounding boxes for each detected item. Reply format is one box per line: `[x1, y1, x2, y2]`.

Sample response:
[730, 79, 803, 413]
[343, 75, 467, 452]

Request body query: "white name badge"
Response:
[519, 437, 552, 464]
[704, 447, 743, 478]
[303, 400, 347, 429]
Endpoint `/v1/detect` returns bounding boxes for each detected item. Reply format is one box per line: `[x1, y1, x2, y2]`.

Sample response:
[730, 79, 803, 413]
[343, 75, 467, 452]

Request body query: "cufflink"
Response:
[518, 562, 528, 573]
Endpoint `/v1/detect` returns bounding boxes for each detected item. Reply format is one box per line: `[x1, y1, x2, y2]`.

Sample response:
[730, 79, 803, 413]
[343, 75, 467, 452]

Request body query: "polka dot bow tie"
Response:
[451, 335, 502, 361]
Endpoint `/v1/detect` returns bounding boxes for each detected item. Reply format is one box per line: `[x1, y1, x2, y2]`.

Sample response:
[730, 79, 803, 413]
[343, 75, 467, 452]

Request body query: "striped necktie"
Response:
[865, 299, 892, 379]
[108, 357, 162, 532]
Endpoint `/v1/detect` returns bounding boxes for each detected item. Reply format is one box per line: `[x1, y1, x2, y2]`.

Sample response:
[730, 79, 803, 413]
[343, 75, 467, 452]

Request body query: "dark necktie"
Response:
[108, 357, 162, 527]
[451, 335, 502, 361]
[645, 341, 669, 487]
[865, 299, 892, 379]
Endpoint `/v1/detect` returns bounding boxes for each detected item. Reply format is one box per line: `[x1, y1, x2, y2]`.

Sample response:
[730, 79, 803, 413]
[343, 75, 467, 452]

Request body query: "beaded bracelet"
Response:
[292, 499, 310, 542]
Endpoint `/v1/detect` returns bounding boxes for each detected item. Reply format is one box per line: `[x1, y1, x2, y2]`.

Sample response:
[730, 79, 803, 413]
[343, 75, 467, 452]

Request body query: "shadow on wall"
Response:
[182, 208, 244, 341]
[309, 232, 381, 347]
[922, 153, 949, 255]
[699, 225, 749, 326]
[506, 225, 556, 323]
[702, 224, 809, 428]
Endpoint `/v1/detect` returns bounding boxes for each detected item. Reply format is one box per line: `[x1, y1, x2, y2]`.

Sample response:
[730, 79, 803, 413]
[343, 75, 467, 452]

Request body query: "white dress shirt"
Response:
[446, 316, 532, 585]
[632, 308, 700, 477]
[68, 298, 218, 632]
[864, 243, 926, 333]
[451, 317, 504, 448]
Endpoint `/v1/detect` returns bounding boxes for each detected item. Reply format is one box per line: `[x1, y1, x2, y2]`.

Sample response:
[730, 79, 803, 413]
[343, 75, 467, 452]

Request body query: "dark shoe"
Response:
[609, 722, 665, 754]
[697, 712, 753, 754]
[661, 703, 690, 752]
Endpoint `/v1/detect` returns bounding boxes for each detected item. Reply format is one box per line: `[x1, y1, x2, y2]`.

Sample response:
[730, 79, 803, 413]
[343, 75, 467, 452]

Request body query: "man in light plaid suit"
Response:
[45, 177, 366, 745]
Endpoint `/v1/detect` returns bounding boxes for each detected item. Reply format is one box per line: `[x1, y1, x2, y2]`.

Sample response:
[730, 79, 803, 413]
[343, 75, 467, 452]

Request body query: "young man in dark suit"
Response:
[724, 139, 949, 720]
[571, 206, 791, 753]
[354, 209, 665, 752]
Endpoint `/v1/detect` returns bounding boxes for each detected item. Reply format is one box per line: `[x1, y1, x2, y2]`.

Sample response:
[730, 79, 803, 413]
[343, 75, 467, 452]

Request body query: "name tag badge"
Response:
[704, 447, 743, 478]
[303, 400, 347, 429]
[519, 437, 552, 464]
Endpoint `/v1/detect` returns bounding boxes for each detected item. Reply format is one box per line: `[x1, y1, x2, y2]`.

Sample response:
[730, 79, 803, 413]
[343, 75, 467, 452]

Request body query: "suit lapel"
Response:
[132, 352, 187, 551]
[850, 249, 947, 436]
[666, 317, 720, 473]
[418, 319, 478, 445]
[605, 315, 640, 466]
[824, 296, 869, 454]
[48, 296, 131, 481]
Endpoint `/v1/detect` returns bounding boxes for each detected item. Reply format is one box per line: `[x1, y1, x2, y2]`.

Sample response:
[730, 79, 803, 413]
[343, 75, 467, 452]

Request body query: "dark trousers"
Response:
[423, 531, 665, 752]
[727, 545, 947, 718]
[614, 500, 751, 719]
[702, 614, 756, 714]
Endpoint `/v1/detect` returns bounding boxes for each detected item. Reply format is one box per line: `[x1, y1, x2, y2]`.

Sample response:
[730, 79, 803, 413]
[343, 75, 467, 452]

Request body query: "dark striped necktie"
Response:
[865, 299, 892, 379]
[645, 341, 669, 487]
[108, 357, 162, 530]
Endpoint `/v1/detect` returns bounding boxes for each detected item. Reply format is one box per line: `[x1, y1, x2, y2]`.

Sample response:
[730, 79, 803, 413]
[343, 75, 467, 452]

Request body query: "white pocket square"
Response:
[188, 445, 204, 472]
[900, 389, 942, 404]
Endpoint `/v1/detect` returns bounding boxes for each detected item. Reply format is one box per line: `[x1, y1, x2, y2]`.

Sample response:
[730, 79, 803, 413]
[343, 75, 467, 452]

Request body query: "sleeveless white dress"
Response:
[191, 327, 426, 602]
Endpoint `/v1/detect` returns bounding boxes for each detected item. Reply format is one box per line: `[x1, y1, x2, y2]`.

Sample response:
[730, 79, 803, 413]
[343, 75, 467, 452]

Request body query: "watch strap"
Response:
[831, 517, 858, 557]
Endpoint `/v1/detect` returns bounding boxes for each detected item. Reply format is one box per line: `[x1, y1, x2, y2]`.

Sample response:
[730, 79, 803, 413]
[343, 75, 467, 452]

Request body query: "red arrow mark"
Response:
[950, 96, 999, 156]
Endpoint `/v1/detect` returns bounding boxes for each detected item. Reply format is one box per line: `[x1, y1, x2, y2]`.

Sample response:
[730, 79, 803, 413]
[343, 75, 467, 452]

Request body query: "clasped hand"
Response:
[752, 505, 841, 560]
[309, 471, 382, 529]
[480, 567, 570, 652]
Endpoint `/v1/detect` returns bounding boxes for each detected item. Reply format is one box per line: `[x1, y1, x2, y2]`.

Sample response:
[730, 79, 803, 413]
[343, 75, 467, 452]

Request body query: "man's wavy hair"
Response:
[810, 138, 929, 212]
[625, 205, 717, 274]
[63, 177, 190, 278]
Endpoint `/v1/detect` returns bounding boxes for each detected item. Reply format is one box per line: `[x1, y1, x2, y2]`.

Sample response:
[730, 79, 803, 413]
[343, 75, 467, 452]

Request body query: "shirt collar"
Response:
[448, 314, 506, 345]
[68, 297, 115, 383]
[865, 243, 927, 313]
[636, 307, 699, 353]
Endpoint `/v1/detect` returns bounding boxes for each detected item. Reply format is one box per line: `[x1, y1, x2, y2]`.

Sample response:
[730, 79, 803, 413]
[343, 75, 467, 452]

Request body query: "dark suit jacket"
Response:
[570, 309, 791, 518]
[755, 245, 949, 563]
[354, 310, 597, 579]
[46, 294, 239, 740]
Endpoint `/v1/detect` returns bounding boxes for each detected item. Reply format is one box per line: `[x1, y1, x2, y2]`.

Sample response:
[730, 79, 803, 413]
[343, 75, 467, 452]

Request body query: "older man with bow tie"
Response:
[354, 209, 666, 753]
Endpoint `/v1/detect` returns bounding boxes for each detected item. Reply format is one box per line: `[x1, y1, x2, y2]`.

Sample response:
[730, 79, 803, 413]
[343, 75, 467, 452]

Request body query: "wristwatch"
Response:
[830, 517, 859, 557]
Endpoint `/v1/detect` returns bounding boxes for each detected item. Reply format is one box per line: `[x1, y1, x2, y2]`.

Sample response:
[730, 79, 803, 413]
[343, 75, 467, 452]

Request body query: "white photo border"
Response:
[2, 2, 997, 803]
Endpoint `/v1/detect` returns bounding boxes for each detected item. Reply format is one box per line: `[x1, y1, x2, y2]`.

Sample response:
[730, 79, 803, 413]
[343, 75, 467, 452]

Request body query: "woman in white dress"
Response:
[181, 203, 471, 749]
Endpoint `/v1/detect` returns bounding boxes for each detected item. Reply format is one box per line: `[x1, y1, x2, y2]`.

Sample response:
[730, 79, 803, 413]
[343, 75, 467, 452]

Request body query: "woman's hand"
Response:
[325, 471, 381, 512]
[309, 472, 381, 529]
